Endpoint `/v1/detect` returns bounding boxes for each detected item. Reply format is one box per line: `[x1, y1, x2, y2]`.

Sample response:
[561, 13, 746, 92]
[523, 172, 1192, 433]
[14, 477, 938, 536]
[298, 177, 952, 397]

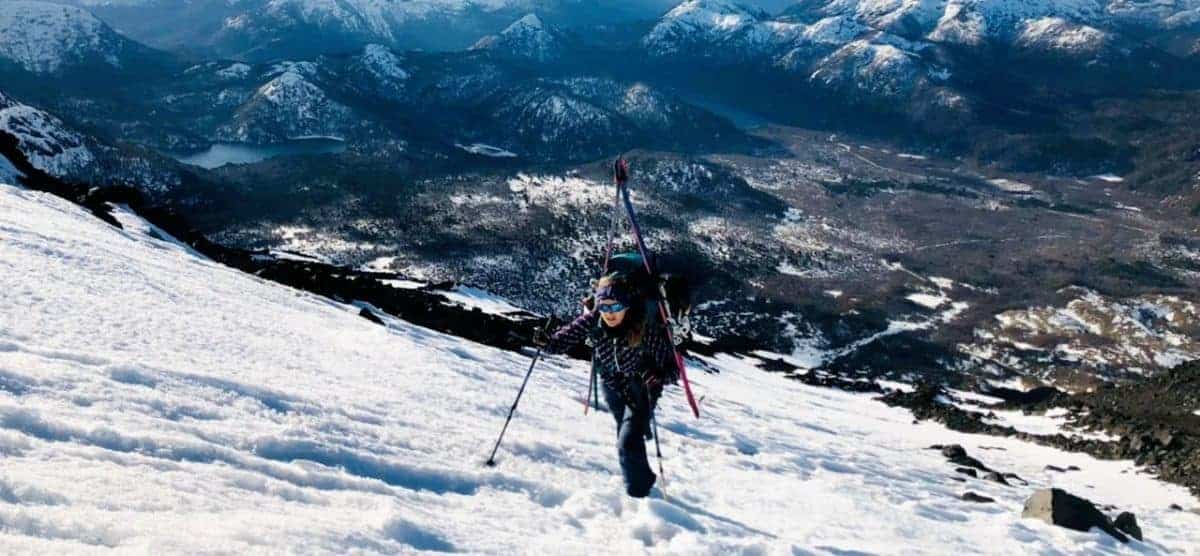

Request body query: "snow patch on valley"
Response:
[988, 178, 1034, 193]
[456, 142, 517, 157]
[267, 224, 385, 264]
[907, 292, 949, 309]
[507, 173, 611, 216]
[438, 285, 526, 316]
[216, 62, 252, 80]
[976, 289, 1200, 382]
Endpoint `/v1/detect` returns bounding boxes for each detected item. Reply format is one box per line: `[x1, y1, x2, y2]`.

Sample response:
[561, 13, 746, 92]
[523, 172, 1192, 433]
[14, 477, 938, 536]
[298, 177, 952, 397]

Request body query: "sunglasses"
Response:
[597, 302, 627, 314]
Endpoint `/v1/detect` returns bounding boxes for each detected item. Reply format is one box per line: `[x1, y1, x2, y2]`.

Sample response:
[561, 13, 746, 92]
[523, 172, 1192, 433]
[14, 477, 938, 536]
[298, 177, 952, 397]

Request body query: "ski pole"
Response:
[485, 319, 551, 467]
[647, 386, 666, 496]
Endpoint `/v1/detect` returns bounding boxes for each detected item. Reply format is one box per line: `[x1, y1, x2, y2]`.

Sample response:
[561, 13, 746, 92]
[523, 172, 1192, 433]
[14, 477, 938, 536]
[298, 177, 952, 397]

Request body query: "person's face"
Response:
[597, 298, 628, 327]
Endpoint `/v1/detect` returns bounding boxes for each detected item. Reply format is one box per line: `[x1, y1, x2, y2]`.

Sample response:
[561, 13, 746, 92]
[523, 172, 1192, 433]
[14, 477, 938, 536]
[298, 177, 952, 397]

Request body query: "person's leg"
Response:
[600, 379, 625, 436]
[608, 382, 656, 497]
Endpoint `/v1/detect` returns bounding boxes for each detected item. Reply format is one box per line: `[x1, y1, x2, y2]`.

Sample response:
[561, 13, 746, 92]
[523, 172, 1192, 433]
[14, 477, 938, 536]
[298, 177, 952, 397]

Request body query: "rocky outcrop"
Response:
[882, 372, 1200, 498]
[1114, 511, 1143, 542]
[1021, 488, 1129, 543]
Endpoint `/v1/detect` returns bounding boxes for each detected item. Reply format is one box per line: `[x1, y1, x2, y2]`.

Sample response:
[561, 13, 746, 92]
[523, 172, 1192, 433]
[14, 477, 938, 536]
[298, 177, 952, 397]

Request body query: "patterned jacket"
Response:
[544, 310, 678, 401]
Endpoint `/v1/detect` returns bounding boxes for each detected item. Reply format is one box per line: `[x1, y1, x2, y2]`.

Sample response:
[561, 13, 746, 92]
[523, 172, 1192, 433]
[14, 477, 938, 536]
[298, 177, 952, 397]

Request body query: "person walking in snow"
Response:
[538, 272, 678, 498]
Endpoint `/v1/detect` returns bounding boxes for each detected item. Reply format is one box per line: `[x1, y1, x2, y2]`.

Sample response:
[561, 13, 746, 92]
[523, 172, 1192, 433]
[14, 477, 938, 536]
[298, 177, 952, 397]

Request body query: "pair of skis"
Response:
[597, 158, 701, 420]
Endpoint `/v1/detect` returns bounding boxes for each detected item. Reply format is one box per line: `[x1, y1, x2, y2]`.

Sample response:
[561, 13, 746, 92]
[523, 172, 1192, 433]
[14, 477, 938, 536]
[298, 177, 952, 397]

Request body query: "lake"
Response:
[171, 139, 347, 169]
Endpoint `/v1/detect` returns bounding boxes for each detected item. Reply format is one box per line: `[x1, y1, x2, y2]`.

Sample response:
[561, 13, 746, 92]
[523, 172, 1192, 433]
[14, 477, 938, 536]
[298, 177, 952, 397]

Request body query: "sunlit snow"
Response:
[1, 183, 1198, 553]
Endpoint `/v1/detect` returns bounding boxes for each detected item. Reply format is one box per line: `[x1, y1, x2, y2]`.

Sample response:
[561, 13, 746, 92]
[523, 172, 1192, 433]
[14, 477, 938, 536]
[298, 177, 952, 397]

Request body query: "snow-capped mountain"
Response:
[4, 180, 1200, 552]
[640, 0, 1200, 135]
[43, 0, 698, 60]
[786, 0, 1200, 44]
[471, 13, 569, 62]
[435, 73, 746, 160]
[45, 0, 595, 62]
[344, 44, 410, 99]
[643, 0, 799, 60]
[217, 69, 361, 143]
[0, 0, 170, 75]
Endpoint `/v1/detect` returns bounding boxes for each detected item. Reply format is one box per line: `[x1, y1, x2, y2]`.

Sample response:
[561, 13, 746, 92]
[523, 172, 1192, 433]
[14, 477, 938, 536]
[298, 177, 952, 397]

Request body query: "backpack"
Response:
[604, 252, 693, 341]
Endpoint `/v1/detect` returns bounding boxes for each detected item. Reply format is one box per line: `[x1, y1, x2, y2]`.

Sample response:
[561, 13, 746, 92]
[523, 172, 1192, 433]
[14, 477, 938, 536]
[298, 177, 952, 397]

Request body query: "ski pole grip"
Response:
[613, 158, 629, 184]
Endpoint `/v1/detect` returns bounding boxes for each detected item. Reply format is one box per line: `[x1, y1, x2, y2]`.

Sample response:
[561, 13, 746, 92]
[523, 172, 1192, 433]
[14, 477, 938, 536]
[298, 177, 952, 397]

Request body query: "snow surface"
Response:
[455, 142, 517, 157]
[438, 285, 526, 316]
[907, 292, 949, 309]
[988, 178, 1034, 193]
[942, 391, 1121, 443]
[2, 182, 1199, 552]
[360, 255, 397, 272]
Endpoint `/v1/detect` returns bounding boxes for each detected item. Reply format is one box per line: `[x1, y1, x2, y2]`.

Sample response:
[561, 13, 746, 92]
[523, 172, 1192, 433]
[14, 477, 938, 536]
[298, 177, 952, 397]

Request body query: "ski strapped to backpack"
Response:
[608, 158, 701, 419]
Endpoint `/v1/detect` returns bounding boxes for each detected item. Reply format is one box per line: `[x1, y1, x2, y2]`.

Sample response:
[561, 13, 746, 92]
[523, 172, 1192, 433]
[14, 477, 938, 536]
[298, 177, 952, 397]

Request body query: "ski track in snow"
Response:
[1, 182, 1199, 553]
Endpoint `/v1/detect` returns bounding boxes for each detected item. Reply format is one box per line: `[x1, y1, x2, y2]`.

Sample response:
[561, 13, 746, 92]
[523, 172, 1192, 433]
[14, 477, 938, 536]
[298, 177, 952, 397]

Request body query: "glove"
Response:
[532, 325, 551, 347]
[641, 367, 663, 390]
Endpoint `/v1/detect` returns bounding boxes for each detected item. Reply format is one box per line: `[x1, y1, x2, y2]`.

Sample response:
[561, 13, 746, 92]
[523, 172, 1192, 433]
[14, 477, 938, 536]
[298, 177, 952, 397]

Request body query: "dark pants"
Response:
[601, 380, 659, 498]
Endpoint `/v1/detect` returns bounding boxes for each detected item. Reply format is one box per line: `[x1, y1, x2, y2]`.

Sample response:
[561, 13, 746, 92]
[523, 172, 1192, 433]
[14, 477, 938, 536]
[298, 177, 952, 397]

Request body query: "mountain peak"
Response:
[507, 13, 544, 32]
[0, 0, 124, 73]
[471, 13, 565, 63]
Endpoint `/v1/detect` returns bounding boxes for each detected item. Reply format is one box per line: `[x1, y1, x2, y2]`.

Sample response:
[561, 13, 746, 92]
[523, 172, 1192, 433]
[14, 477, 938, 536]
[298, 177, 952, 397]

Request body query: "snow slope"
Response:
[1, 182, 1199, 552]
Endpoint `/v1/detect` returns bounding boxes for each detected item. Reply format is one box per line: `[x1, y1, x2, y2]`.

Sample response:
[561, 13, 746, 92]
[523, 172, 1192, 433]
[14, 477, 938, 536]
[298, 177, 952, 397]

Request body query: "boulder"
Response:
[983, 472, 1009, 485]
[1021, 488, 1128, 543]
[962, 492, 995, 503]
[358, 307, 385, 325]
[941, 444, 967, 459]
[1113, 512, 1143, 541]
[941, 444, 992, 472]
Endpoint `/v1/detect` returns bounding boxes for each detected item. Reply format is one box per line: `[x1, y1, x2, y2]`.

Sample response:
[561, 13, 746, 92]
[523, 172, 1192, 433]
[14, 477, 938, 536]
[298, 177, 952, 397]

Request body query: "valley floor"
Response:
[1, 182, 1198, 553]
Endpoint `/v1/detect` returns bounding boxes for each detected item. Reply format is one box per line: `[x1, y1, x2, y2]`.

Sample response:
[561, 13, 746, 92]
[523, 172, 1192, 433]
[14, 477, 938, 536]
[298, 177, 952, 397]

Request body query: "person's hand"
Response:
[580, 294, 595, 313]
[532, 326, 550, 347]
[642, 368, 662, 390]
